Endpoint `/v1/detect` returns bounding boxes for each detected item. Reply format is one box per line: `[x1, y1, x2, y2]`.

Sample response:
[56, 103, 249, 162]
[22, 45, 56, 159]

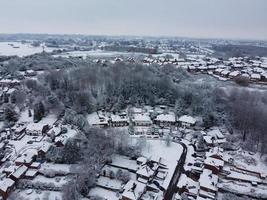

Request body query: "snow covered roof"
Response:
[0, 178, 15, 192]
[260, 62, 267, 68]
[241, 73, 250, 78]
[25, 169, 38, 177]
[131, 107, 143, 114]
[207, 65, 217, 70]
[204, 157, 224, 169]
[122, 180, 146, 200]
[87, 112, 109, 126]
[110, 114, 128, 122]
[136, 165, 155, 178]
[221, 70, 230, 75]
[39, 143, 51, 153]
[30, 162, 41, 168]
[178, 115, 196, 124]
[177, 174, 199, 196]
[137, 157, 147, 164]
[206, 147, 224, 159]
[111, 155, 139, 171]
[226, 171, 262, 183]
[155, 113, 176, 122]
[15, 149, 38, 164]
[0, 79, 20, 84]
[199, 169, 218, 192]
[10, 165, 28, 179]
[229, 71, 240, 77]
[251, 73, 261, 80]
[54, 128, 77, 145]
[207, 129, 224, 139]
[26, 123, 46, 132]
[6, 88, 16, 95]
[132, 114, 152, 123]
[47, 126, 61, 136]
[215, 68, 224, 73]
[3, 165, 17, 174]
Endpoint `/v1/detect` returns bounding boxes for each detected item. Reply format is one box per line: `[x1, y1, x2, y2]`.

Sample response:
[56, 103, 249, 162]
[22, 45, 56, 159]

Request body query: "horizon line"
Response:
[0, 32, 267, 42]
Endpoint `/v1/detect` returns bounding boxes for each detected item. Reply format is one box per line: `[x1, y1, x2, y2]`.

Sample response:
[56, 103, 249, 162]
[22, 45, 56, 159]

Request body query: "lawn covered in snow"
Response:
[14, 189, 62, 200]
[89, 186, 120, 200]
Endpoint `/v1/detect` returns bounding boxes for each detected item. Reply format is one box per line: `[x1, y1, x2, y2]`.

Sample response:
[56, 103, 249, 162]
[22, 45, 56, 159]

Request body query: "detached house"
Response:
[132, 114, 152, 126]
[199, 169, 218, 193]
[110, 114, 129, 127]
[122, 180, 146, 200]
[0, 178, 15, 200]
[178, 115, 196, 128]
[9, 165, 28, 182]
[154, 113, 176, 127]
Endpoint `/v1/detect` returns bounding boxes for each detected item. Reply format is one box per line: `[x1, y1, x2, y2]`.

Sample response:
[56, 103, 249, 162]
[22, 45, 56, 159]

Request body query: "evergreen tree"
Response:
[33, 101, 45, 122]
[4, 104, 18, 122]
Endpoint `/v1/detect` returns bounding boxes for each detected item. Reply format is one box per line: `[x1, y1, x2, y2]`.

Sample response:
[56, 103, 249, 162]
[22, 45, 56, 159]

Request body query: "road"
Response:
[164, 142, 187, 200]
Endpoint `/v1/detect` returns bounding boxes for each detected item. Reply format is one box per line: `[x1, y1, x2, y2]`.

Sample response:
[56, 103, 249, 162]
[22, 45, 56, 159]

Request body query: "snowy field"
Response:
[0, 42, 58, 57]
[30, 175, 70, 188]
[14, 189, 62, 200]
[54, 50, 146, 59]
[89, 186, 119, 200]
[18, 110, 57, 125]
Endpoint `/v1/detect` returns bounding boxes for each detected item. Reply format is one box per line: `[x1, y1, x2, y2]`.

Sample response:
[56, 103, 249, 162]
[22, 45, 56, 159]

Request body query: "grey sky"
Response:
[0, 0, 266, 39]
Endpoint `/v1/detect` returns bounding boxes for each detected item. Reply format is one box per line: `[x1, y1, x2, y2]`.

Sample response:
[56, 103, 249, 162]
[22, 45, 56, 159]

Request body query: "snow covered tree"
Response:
[62, 181, 80, 200]
[62, 139, 81, 164]
[4, 104, 18, 122]
[33, 101, 45, 122]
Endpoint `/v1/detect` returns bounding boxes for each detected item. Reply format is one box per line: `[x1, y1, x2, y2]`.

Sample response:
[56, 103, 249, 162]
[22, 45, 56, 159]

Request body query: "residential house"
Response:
[37, 143, 51, 160]
[136, 162, 158, 183]
[251, 73, 261, 81]
[220, 70, 230, 77]
[0, 178, 15, 200]
[199, 169, 218, 193]
[204, 157, 224, 174]
[15, 149, 37, 167]
[154, 113, 176, 127]
[110, 114, 129, 127]
[178, 115, 196, 128]
[9, 165, 28, 181]
[24, 169, 38, 179]
[132, 114, 152, 126]
[122, 180, 146, 200]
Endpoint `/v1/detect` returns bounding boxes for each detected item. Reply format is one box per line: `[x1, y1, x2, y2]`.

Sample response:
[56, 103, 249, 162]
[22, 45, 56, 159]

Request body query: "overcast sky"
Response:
[0, 0, 266, 40]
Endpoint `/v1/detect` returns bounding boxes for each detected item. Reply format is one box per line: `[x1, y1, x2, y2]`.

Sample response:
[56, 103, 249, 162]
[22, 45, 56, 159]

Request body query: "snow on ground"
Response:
[36, 114, 58, 127]
[140, 139, 183, 189]
[0, 42, 58, 57]
[40, 163, 73, 174]
[89, 186, 119, 200]
[101, 165, 136, 180]
[18, 109, 34, 123]
[8, 135, 49, 160]
[87, 112, 101, 125]
[96, 176, 123, 190]
[30, 175, 70, 188]
[224, 150, 267, 174]
[54, 50, 146, 59]
[111, 155, 139, 171]
[14, 189, 62, 200]
[218, 180, 267, 199]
